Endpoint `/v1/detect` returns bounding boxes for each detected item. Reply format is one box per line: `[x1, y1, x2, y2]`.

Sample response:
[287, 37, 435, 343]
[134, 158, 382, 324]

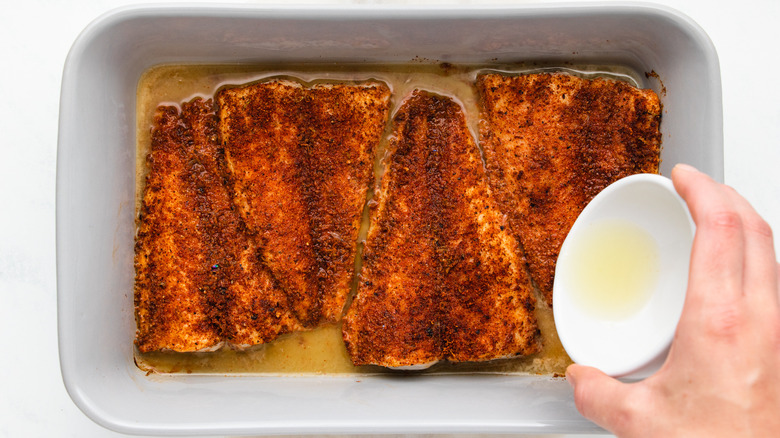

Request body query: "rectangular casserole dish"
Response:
[57, 3, 722, 435]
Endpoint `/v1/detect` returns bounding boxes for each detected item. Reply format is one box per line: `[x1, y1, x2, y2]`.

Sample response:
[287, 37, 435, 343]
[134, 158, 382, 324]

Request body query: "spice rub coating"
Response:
[134, 100, 222, 352]
[134, 99, 303, 353]
[217, 80, 391, 327]
[342, 90, 541, 368]
[477, 73, 662, 306]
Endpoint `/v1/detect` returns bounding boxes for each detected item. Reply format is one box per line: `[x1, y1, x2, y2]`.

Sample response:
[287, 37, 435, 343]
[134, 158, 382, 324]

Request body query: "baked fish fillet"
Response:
[217, 80, 391, 327]
[135, 98, 301, 353]
[477, 73, 662, 306]
[342, 90, 541, 368]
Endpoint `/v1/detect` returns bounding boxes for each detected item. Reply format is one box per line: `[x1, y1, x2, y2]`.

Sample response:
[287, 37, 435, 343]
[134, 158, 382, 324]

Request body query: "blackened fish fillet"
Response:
[134, 98, 301, 353]
[477, 73, 662, 306]
[217, 80, 391, 327]
[342, 90, 540, 368]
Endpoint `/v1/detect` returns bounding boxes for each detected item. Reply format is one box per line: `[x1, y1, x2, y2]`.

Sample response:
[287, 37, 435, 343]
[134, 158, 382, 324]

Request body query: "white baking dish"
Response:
[57, 3, 722, 435]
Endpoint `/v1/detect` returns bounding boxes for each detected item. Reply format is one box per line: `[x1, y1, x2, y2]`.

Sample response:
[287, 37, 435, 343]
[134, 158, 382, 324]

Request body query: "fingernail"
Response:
[673, 163, 699, 173]
[565, 365, 577, 388]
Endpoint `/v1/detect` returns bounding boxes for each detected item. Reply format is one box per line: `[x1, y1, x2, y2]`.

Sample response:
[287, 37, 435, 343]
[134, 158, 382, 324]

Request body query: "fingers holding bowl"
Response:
[720, 185, 779, 310]
[671, 164, 744, 309]
[672, 164, 780, 324]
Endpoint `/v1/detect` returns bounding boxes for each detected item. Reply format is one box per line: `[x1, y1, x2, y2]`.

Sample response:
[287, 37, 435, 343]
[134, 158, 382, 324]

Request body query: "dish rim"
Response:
[57, 2, 723, 434]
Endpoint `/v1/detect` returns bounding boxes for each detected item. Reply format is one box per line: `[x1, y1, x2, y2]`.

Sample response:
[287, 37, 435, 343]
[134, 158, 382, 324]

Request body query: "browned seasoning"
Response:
[216, 80, 391, 327]
[477, 73, 662, 307]
[135, 99, 228, 352]
[135, 80, 391, 353]
[342, 90, 541, 367]
[134, 64, 660, 375]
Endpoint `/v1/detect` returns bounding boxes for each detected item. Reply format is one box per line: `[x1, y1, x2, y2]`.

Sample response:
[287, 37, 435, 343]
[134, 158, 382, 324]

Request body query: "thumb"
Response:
[567, 364, 637, 434]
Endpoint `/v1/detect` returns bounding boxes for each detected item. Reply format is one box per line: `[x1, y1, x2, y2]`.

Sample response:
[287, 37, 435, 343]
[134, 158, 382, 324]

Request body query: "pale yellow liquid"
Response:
[568, 220, 659, 320]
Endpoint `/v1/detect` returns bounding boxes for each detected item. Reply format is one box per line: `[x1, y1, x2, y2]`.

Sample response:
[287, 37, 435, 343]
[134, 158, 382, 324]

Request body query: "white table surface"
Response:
[1, 0, 778, 436]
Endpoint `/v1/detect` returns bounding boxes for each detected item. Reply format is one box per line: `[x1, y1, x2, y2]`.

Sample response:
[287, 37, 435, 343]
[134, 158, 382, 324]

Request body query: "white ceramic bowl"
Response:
[57, 3, 722, 435]
[553, 174, 695, 378]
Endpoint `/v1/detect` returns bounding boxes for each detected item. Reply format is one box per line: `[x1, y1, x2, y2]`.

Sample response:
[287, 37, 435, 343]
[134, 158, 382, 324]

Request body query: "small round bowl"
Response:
[553, 174, 695, 378]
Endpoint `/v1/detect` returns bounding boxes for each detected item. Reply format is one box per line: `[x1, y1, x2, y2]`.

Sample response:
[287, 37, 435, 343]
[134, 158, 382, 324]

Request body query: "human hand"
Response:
[566, 164, 780, 437]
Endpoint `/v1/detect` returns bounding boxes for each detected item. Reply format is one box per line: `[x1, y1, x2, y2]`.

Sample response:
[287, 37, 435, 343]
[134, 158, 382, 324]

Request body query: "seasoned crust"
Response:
[134, 99, 227, 352]
[135, 72, 660, 363]
[217, 80, 391, 327]
[136, 79, 391, 352]
[135, 98, 306, 353]
[477, 73, 662, 306]
[342, 90, 541, 367]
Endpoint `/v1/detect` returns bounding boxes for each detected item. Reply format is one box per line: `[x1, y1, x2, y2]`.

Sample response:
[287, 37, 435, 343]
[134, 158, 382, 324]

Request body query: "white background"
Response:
[1, 0, 778, 437]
